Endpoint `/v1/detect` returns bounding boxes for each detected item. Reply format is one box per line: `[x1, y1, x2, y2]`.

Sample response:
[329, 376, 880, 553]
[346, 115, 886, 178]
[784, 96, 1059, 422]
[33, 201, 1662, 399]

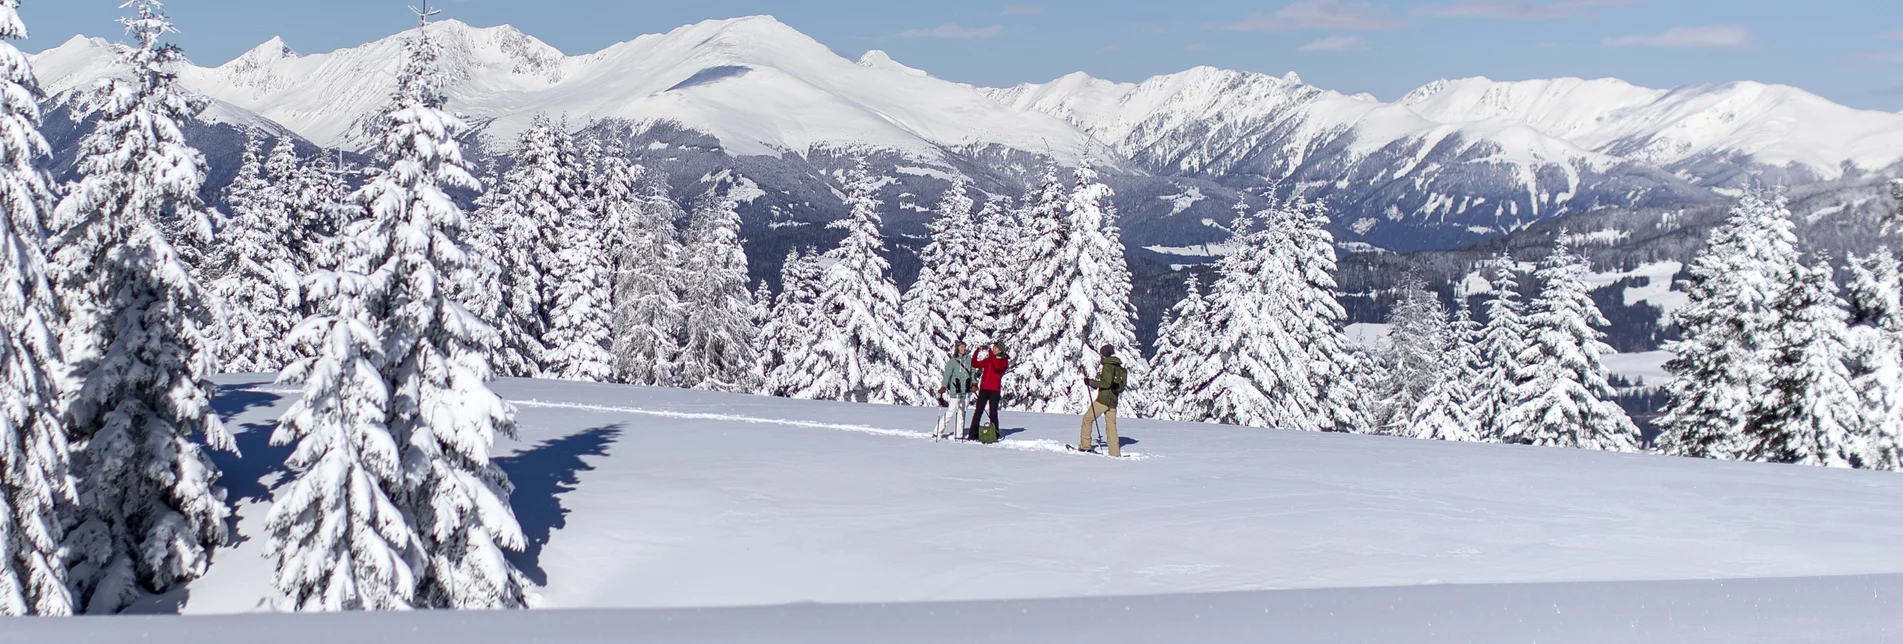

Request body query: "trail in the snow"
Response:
[247, 386, 1147, 460]
[510, 398, 1151, 460]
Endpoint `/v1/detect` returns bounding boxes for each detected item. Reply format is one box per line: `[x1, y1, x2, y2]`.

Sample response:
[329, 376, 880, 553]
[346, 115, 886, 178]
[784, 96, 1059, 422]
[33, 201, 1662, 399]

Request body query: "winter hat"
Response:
[1099, 344, 1116, 357]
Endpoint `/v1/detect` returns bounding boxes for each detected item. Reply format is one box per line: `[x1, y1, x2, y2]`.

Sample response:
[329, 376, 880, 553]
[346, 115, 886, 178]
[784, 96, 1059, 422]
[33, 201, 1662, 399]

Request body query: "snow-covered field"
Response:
[17, 374, 1903, 640]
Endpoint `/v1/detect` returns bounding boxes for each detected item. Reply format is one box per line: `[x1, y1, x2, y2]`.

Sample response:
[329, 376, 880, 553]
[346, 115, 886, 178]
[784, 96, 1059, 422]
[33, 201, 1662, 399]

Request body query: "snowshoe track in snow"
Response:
[509, 398, 1151, 460]
[250, 387, 1148, 459]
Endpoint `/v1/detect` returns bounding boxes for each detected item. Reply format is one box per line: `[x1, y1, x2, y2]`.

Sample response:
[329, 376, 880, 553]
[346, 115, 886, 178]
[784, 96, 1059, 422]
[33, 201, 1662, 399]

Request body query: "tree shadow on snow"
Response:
[207, 384, 298, 547]
[210, 383, 283, 423]
[495, 425, 624, 587]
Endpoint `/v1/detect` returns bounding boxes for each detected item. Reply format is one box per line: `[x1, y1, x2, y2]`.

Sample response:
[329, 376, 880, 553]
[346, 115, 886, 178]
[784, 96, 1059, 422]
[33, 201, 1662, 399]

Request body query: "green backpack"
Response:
[979, 424, 1000, 444]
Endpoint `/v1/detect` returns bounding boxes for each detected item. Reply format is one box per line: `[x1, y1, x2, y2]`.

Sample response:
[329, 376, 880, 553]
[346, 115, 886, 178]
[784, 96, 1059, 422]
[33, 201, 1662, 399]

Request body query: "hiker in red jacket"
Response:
[967, 341, 1009, 439]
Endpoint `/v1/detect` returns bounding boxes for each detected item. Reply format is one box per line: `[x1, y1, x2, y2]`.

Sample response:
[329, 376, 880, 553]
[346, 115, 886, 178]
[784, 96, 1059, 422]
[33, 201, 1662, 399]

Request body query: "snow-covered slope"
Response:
[983, 68, 1711, 248]
[31, 17, 1093, 161]
[17, 575, 1903, 643]
[1400, 76, 1903, 186]
[129, 374, 1903, 617]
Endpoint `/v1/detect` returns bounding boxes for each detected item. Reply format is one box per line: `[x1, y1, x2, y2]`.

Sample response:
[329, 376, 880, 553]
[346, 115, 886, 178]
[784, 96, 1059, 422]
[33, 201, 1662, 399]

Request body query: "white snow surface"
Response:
[14, 574, 1903, 643]
[1400, 76, 1903, 181]
[131, 374, 1903, 616]
[31, 18, 1093, 160]
[1605, 350, 1675, 385]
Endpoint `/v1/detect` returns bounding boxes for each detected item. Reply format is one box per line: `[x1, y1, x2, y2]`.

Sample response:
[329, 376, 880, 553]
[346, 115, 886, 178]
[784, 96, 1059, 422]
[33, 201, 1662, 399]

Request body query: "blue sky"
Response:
[20, 0, 1903, 110]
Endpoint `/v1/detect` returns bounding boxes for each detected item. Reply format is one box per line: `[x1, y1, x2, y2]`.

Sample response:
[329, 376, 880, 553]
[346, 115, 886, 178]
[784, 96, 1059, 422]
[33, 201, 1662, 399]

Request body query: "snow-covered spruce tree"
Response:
[783, 167, 921, 404]
[1145, 275, 1211, 422]
[1283, 195, 1366, 433]
[676, 193, 757, 392]
[48, 0, 234, 614]
[1180, 203, 1293, 428]
[1741, 261, 1863, 467]
[0, 0, 75, 616]
[491, 114, 582, 378]
[1847, 251, 1903, 470]
[759, 248, 820, 397]
[345, 16, 528, 609]
[460, 159, 507, 329]
[289, 150, 350, 285]
[901, 179, 985, 369]
[1468, 255, 1530, 443]
[541, 145, 613, 383]
[970, 194, 1019, 341]
[263, 248, 422, 611]
[1507, 239, 1641, 451]
[1657, 193, 1802, 459]
[1370, 277, 1451, 435]
[210, 133, 299, 373]
[994, 168, 1065, 362]
[1009, 165, 1145, 413]
[1410, 304, 1481, 442]
[606, 161, 687, 387]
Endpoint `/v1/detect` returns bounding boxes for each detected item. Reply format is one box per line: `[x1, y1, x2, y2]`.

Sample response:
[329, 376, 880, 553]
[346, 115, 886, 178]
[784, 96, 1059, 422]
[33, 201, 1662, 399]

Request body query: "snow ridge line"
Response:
[243, 387, 1146, 459]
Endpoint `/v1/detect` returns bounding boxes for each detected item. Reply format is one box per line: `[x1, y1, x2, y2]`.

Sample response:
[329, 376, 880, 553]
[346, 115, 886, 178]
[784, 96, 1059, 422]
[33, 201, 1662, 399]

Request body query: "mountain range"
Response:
[27, 15, 1903, 342]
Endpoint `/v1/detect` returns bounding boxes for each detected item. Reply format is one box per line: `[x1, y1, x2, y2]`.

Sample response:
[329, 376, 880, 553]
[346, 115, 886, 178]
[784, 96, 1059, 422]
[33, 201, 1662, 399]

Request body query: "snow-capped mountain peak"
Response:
[35, 15, 1092, 161]
[857, 50, 929, 78]
[1398, 76, 1903, 185]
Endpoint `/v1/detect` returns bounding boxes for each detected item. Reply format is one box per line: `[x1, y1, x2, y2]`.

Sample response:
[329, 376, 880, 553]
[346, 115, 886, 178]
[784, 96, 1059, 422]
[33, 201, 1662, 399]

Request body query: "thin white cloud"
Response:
[1416, 0, 1636, 21]
[1604, 25, 1750, 48]
[897, 23, 1005, 39]
[1299, 35, 1370, 51]
[1884, 29, 1903, 40]
[1226, 0, 1399, 32]
[1004, 4, 1043, 15]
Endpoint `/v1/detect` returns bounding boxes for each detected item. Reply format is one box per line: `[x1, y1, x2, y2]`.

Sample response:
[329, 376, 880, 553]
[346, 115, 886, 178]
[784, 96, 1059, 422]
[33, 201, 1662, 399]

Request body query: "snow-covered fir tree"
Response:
[541, 140, 614, 383]
[461, 159, 507, 329]
[994, 168, 1066, 361]
[48, 0, 235, 614]
[1507, 239, 1641, 451]
[288, 150, 350, 286]
[970, 195, 1019, 341]
[1742, 261, 1863, 467]
[492, 114, 583, 378]
[1180, 203, 1303, 428]
[1371, 277, 1451, 435]
[0, 0, 75, 616]
[1847, 251, 1903, 470]
[1411, 305, 1481, 442]
[264, 249, 422, 611]
[341, 15, 528, 608]
[1657, 194, 1802, 459]
[1145, 275, 1210, 422]
[1009, 165, 1144, 413]
[759, 248, 820, 397]
[210, 132, 299, 373]
[1282, 196, 1366, 433]
[902, 179, 987, 368]
[676, 193, 757, 392]
[1469, 255, 1530, 443]
[781, 167, 921, 404]
[605, 160, 686, 387]
[1159, 195, 1358, 431]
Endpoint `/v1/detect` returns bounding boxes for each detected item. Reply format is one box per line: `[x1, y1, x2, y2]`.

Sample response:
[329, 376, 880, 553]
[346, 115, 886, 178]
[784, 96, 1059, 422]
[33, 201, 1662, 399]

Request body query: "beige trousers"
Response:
[1078, 402, 1121, 457]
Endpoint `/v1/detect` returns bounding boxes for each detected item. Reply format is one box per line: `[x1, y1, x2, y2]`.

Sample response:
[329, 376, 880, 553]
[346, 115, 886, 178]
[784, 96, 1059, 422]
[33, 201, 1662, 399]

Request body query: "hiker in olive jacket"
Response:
[1077, 344, 1127, 457]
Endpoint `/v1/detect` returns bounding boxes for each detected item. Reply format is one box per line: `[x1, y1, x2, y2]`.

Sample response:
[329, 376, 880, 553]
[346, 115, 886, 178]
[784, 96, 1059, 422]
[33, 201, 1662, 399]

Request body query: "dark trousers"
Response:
[969, 389, 1002, 438]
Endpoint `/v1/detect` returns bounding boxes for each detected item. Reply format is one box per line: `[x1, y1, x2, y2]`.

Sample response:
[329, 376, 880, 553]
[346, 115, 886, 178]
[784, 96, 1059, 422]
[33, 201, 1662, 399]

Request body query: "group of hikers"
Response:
[932, 340, 1129, 457]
